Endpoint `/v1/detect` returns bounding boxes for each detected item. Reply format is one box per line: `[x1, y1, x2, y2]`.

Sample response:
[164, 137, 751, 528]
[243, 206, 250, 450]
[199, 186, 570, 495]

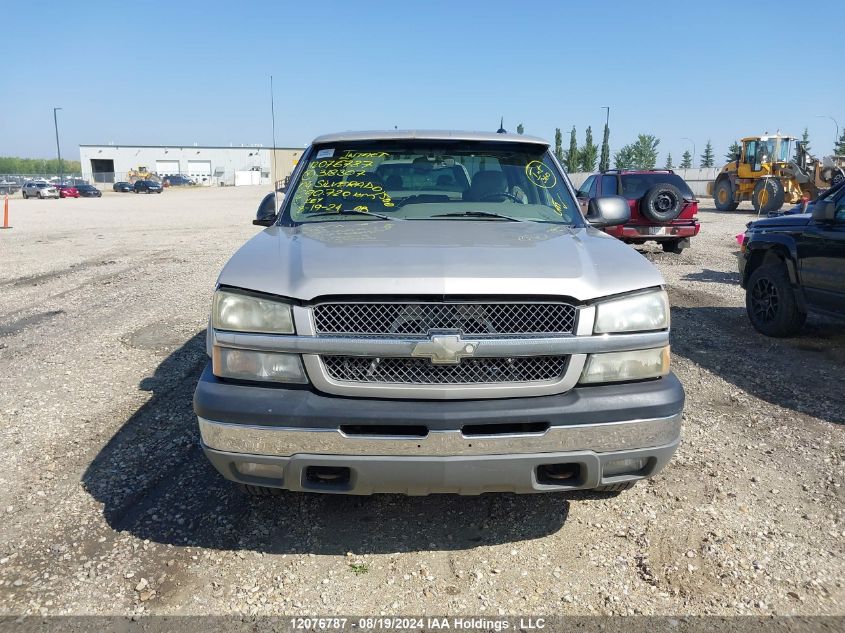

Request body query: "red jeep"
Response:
[576, 169, 700, 253]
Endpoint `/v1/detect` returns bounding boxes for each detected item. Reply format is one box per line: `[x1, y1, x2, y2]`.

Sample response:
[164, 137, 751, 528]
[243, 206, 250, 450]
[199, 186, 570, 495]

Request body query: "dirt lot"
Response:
[0, 186, 842, 617]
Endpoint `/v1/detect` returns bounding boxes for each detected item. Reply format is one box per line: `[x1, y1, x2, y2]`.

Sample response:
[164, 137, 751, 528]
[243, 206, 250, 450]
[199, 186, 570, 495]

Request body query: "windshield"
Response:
[283, 141, 579, 225]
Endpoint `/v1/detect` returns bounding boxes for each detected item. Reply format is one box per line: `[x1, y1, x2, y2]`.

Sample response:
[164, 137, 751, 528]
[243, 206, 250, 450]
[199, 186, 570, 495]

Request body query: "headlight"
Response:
[213, 346, 307, 383]
[594, 289, 669, 333]
[579, 346, 670, 384]
[212, 289, 294, 334]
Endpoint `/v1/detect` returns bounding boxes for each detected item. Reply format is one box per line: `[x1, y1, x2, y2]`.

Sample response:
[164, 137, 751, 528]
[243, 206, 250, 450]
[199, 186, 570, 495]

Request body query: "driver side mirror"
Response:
[253, 192, 278, 226]
[812, 199, 837, 223]
[586, 196, 630, 227]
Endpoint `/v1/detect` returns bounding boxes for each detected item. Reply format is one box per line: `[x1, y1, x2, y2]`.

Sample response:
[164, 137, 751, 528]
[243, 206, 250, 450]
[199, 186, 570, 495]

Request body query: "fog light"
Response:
[236, 461, 283, 479]
[603, 457, 647, 477]
[213, 346, 307, 383]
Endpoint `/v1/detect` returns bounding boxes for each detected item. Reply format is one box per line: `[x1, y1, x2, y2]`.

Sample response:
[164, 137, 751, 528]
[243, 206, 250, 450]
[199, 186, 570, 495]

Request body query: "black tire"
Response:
[594, 481, 637, 493]
[640, 183, 684, 222]
[832, 170, 845, 187]
[21, 191, 27, 199]
[713, 178, 739, 211]
[238, 484, 284, 497]
[745, 263, 806, 337]
[37, 192, 43, 199]
[752, 178, 785, 214]
[661, 239, 686, 254]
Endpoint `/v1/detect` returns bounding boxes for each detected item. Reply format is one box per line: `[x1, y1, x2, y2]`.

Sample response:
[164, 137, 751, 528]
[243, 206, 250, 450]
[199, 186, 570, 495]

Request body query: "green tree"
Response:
[578, 126, 598, 172]
[699, 140, 715, 167]
[613, 145, 636, 169]
[554, 128, 564, 163]
[801, 127, 811, 154]
[835, 130, 845, 155]
[516, 123, 524, 135]
[664, 153, 674, 169]
[680, 150, 692, 169]
[631, 134, 660, 169]
[599, 123, 610, 172]
[566, 126, 579, 173]
[0, 156, 81, 175]
[725, 141, 741, 162]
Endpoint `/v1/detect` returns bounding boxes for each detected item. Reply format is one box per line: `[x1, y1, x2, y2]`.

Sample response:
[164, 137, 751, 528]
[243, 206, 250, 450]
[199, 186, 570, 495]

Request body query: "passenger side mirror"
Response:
[811, 199, 836, 223]
[253, 192, 278, 226]
[586, 196, 630, 227]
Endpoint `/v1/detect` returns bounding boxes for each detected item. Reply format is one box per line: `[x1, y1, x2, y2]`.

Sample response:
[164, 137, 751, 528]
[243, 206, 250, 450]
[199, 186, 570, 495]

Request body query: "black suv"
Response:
[134, 180, 163, 194]
[739, 181, 845, 336]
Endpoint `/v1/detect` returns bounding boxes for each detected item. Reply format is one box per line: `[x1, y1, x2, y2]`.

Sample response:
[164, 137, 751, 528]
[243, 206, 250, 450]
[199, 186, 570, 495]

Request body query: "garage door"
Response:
[155, 160, 180, 176]
[187, 160, 212, 184]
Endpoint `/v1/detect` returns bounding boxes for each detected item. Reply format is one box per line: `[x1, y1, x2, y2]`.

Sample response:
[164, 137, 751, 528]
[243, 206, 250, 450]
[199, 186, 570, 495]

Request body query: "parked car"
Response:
[195, 130, 683, 497]
[163, 175, 195, 186]
[76, 184, 102, 198]
[739, 181, 845, 336]
[0, 180, 20, 195]
[134, 180, 163, 194]
[576, 169, 700, 253]
[21, 181, 59, 199]
[56, 184, 79, 198]
[113, 182, 134, 192]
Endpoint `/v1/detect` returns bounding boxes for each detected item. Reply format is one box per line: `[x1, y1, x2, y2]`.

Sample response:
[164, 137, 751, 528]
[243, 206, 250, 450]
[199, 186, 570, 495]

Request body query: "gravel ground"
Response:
[0, 188, 842, 617]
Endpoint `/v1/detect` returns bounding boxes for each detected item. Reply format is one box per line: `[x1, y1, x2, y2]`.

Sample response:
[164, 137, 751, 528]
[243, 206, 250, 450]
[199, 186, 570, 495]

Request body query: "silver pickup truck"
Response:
[194, 130, 684, 496]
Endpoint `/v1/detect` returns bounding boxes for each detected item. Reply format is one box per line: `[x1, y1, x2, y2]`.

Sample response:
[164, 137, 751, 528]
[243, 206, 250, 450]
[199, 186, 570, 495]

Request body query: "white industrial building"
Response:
[78, 144, 303, 187]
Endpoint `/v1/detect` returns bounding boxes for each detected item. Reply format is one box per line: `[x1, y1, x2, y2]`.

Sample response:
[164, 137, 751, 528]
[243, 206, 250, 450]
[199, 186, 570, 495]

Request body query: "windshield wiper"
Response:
[432, 211, 526, 222]
[304, 209, 399, 221]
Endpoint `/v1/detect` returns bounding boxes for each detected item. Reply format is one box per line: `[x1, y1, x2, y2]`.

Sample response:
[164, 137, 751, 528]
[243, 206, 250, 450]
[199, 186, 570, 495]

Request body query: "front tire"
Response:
[752, 178, 785, 214]
[22, 191, 27, 199]
[746, 263, 806, 337]
[713, 178, 739, 211]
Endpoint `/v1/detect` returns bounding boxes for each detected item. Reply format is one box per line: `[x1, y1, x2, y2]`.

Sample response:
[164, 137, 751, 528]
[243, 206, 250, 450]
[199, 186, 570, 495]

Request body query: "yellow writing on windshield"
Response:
[526, 160, 557, 189]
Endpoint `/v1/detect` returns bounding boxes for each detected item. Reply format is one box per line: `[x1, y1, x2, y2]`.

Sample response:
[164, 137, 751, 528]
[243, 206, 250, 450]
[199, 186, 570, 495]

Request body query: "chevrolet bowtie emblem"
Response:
[411, 332, 480, 365]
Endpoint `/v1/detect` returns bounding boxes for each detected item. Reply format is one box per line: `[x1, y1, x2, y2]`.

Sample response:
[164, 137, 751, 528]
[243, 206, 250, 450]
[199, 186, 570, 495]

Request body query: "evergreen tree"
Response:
[613, 145, 636, 169]
[801, 127, 811, 154]
[554, 128, 564, 163]
[566, 126, 579, 173]
[835, 130, 845, 155]
[578, 126, 598, 172]
[664, 153, 674, 169]
[725, 141, 741, 162]
[680, 150, 692, 169]
[632, 134, 660, 169]
[700, 140, 715, 167]
[516, 123, 524, 135]
[599, 123, 610, 172]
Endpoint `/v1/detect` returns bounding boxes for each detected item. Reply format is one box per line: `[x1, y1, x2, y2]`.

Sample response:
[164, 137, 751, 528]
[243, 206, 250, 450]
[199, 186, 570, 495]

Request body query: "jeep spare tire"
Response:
[752, 178, 785, 214]
[641, 183, 683, 222]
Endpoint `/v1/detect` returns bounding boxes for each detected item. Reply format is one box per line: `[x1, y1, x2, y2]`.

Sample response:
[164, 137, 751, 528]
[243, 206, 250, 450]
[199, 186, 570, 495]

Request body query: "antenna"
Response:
[270, 75, 279, 213]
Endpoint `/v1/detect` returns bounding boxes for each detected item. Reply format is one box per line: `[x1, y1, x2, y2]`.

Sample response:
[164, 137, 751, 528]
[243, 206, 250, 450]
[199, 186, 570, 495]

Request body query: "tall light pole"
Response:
[681, 137, 695, 167]
[815, 114, 839, 149]
[53, 107, 63, 183]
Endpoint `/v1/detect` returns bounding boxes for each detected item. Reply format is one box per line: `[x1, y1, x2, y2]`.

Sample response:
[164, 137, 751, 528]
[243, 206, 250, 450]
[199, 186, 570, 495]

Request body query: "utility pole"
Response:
[53, 107, 63, 183]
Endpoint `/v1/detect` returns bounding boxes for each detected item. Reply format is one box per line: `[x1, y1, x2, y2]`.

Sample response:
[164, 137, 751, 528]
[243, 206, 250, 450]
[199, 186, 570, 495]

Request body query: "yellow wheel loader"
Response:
[707, 134, 831, 214]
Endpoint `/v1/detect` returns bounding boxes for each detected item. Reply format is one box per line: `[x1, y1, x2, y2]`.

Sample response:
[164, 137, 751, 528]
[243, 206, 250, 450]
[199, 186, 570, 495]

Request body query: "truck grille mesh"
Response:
[322, 356, 568, 385]
[313, 302, 576, 336]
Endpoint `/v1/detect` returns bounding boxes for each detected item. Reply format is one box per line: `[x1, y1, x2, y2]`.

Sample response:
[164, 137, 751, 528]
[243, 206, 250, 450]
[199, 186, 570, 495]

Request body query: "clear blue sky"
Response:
[1, 0, 842, 166]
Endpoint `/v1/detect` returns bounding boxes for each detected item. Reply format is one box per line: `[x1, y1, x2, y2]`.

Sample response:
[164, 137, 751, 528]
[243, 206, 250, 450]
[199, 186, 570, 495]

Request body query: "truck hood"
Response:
[217, 220, 664, 303]
[748, 213, 812, 230]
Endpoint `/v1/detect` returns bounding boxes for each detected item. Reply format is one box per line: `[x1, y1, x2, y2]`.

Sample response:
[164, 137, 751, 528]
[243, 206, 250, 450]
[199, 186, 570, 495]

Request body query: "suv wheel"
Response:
[713, 178, 739, 211]
[661, 239, 686, 254]
[641, 183, 684, 222]
[746, 263, 806, 336]
[22, 191, 27, 199]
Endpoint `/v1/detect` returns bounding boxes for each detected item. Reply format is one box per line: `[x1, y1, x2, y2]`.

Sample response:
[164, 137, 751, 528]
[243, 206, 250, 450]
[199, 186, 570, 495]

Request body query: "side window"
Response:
[745, 141, 757, 165]
[577, 176, 595, 197]
[600, 175, 618, 196]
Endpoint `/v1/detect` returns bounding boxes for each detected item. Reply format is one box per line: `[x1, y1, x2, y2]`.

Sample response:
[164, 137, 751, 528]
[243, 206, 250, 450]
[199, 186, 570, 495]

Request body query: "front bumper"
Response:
[195, 365, 684, 494]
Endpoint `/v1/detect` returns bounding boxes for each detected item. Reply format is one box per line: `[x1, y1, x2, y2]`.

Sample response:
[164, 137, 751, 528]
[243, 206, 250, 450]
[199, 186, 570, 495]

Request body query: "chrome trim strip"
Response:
[198, 413, 682, 457]
[212, 330, 669, 357]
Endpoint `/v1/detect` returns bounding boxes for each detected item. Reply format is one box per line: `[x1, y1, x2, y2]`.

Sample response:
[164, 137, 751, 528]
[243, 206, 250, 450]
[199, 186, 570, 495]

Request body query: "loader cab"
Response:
[738, 135, 794, 178]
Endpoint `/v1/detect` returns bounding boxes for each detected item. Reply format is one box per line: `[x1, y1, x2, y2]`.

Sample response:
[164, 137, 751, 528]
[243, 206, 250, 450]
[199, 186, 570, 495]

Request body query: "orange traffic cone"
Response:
[1, 195, 10, 230]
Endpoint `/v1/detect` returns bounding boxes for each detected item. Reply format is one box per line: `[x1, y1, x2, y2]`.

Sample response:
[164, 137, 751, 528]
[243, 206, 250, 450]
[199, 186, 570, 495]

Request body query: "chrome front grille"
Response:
[322, 355, 568, 385]
[313, 301, 577, 337]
